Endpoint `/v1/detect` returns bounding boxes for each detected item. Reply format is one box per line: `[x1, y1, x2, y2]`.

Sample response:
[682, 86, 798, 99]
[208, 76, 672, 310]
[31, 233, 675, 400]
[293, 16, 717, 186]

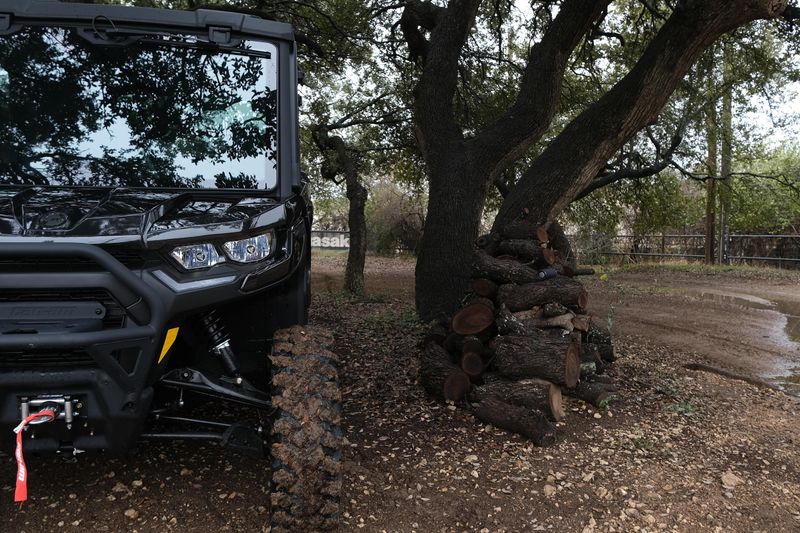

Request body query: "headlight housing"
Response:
[223, 231, 273, 263]
[170, 243, 223, 270]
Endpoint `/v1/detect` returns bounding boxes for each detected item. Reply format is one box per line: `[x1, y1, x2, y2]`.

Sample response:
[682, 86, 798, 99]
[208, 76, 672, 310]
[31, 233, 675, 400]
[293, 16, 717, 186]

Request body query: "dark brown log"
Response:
[541, 302, 569, 318]
[460, 351, 484, 377]
[473, 397, 556, 446]
[593, 342, 616, 362]
[472, 251, 543, 285]
[443, 333, 463, 355]
[495, 305, 539, 336]
[491, 334, 580, 387]
[444, 371, 472, 401]
[471, 375, 564, 422]
[462, 336, 484, 356]
[420, 343, 470, 401]
[471, 278, 499, 299]
[572, 314, 591, 333]
[476, 233, 501, 256]
[584, 374, 617, 388]
[496, 240, 556, 266]
[451, 302, 494, 336]
[563, 381, 616, 408]
[500, 221, 550, 244]
[574, 267, 596, 276]
[580, 342, 601, 364]
[496, 277, 589, 312]
[464, 295, 495, 310]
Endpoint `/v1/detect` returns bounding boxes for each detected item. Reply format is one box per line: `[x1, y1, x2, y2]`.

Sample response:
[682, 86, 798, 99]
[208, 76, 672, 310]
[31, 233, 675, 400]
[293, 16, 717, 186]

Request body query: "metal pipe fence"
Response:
[569, 233, 800, 267]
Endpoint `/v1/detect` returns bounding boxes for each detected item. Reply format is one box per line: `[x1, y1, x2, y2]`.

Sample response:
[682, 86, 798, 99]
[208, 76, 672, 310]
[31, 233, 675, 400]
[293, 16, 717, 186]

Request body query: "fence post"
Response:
[723, 226, 730, 265]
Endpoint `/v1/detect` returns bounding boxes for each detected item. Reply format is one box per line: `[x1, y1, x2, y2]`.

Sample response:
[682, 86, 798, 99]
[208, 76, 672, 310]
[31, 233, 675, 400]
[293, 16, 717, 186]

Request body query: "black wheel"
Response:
[269, 326, 341, 532]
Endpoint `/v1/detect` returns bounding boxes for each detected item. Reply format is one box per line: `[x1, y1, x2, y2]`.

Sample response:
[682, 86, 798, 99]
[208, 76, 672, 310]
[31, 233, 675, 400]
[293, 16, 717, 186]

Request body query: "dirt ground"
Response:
[2, 255, 799, 532]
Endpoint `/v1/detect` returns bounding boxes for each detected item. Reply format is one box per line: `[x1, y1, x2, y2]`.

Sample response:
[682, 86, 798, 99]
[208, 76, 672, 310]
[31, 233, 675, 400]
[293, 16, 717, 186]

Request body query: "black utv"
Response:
[0, 2, 340, 530]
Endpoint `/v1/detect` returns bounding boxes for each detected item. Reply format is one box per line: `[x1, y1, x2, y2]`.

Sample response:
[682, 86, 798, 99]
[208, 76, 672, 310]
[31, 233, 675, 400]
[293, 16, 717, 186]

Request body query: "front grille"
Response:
[0, 289, 126, 329]
[0, 248, 153, 273]
[0, 350, 96, 369]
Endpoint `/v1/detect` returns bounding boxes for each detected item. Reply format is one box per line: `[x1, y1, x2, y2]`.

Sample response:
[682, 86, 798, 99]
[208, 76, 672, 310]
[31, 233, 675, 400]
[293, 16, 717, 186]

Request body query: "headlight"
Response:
[223, 232, 273, 263]
[170, 243, 223, 270]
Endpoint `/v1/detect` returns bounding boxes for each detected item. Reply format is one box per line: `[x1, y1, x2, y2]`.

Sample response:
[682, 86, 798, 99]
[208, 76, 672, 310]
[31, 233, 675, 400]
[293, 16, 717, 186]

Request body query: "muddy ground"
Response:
[2, 255, 799, 532]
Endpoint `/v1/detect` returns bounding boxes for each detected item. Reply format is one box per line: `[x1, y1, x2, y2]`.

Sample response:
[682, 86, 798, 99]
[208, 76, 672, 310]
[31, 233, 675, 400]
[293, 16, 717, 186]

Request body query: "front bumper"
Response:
[0, 221, 307, 454]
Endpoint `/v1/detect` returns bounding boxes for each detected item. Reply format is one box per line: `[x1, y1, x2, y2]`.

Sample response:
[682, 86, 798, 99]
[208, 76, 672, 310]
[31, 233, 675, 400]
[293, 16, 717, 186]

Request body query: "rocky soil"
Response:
[1, 256, 798, 532]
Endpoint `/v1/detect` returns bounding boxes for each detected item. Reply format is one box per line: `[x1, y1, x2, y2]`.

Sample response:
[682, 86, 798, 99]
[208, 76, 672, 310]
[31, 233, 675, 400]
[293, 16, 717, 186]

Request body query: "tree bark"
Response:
[491, 334, 580, 387]
[704, 57, 718, 265]
[472, 250, 544, 284]
[496, 277, 588, 312]
[419, 342, 470, 400]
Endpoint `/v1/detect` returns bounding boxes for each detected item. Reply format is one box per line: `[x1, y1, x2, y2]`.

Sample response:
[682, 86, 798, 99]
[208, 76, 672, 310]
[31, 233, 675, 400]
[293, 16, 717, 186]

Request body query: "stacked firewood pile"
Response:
[420, 225, 616, 446]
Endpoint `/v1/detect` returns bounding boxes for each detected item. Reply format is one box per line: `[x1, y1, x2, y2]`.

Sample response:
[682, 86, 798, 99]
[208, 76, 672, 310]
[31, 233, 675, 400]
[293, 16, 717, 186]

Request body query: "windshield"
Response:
[0, 26, 278, 190]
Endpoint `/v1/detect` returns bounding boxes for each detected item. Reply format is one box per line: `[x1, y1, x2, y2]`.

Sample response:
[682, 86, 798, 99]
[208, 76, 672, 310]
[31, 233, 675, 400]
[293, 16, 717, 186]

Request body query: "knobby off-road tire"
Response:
[269, 326, 342, 532]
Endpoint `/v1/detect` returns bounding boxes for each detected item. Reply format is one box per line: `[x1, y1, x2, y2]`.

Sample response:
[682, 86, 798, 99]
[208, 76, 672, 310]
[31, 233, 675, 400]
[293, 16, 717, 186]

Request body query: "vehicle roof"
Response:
[0, 1, 295, 42]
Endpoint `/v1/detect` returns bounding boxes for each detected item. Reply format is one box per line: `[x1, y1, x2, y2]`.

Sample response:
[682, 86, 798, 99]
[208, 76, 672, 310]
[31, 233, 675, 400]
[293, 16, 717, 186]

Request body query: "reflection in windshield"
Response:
[0, 27, 278, 189]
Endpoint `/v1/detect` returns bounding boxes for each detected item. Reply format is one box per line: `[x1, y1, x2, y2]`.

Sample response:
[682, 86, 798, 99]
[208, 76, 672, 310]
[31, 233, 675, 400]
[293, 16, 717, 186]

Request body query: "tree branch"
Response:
[466, 0, 610, 182]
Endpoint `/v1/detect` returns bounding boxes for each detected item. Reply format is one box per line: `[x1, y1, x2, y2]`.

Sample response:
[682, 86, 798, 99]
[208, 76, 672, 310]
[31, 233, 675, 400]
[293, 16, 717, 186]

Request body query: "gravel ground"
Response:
[1, 256, 799, 532]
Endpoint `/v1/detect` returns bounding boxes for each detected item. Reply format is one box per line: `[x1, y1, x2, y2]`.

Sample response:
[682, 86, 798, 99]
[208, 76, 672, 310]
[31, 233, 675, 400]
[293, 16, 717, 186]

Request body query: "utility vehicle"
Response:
[0, 2, 340, 530]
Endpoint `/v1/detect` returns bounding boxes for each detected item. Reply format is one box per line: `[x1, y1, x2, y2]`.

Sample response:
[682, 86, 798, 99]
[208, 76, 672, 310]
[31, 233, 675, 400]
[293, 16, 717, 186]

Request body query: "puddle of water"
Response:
[778, 369, 800, 396]
[775, 300, 800, 343]
[685, 288, 800, 396]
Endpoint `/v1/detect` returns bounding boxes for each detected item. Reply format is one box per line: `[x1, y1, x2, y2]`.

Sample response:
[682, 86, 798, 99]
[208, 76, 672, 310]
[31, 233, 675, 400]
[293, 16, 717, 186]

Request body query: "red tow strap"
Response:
[12, 409, 56, 503]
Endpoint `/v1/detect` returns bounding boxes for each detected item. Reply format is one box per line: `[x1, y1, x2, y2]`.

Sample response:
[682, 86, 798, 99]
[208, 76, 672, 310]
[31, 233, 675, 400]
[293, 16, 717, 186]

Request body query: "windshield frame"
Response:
[0, 2, 300, 200]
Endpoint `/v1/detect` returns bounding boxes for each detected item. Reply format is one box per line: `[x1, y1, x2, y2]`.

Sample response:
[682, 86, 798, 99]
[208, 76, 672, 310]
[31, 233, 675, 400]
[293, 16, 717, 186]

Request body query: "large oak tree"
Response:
[398, 0, 792, 321]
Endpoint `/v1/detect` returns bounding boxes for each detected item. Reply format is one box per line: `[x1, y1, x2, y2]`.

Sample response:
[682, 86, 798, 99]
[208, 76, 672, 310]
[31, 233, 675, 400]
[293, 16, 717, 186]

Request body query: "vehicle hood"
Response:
[0, 187, 280, 245]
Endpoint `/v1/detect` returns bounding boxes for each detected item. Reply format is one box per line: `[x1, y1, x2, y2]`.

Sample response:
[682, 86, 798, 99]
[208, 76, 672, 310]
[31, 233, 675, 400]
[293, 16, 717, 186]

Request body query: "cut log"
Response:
[464, 295, 495, 310]
[462, 336, 484, 356]
[595, 343, 615, 362]
[443, 333, 463, 355]
[496, 240, 555, 266]
[460, 351, 484, 377]
[522, 312, 575, 332]
[496, 305, 539, 336]
[470, 375, 564, 422]
[563, 381, 616, 408]
[580, 361, 597, 377]
[476, 233, 501, 255]
[574, 267, 596, 276]
[541, 302, 569, 318]
[473, 397, 556, 446]
[501, 221, 550, 244]
[471, 278, 499, 299]
[443, 371, 472, 401]
[491, 334, 581, 387]
[513, 308, 541, 320]
[497, 278, 589, 312]
[472, 251, 542, 284]
[420, 343, 470, 401]
[584, 374, 617, 388]
[572, 314, 591, 333]
[452, 302, 494, 336]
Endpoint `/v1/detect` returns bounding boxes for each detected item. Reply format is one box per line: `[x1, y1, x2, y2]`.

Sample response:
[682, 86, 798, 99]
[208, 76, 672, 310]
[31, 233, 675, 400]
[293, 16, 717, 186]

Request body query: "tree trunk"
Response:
[704, 50, 718, 265]
[472, 397, 556, 446]
[345, 173, 368, 295]
[491, 334, 580, 386]
[415, 161, 490, 321]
